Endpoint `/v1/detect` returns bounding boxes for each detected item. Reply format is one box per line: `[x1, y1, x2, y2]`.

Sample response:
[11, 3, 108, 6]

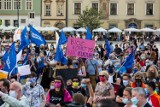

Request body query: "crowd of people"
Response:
[0, 34, 160, 107]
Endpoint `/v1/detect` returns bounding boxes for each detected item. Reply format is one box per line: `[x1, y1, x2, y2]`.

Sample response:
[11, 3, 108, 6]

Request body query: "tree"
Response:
[76, 7, 103, 30]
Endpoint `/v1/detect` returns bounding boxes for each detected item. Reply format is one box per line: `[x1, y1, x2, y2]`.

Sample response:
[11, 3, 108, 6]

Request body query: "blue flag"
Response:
[86, 27, 92, 40]
[18, 27, 30, 51]
[122, 49, 135, 70]
[105, 38, 111, 58]
[54, 32, 68, 65]
[29, 25, 46, 47]
[59, 31, 67, 45]
[23, 49, 30, 65]
[3, 43, 17, 74]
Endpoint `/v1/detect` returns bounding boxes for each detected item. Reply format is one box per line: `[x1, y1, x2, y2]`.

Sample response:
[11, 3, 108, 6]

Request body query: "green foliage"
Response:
[76, 7, 103, 30]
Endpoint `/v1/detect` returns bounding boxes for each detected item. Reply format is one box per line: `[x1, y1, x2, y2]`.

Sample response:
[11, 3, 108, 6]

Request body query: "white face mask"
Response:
[9, 90, 18, 98]
[122, 98, 130, 104]
[50, 86, 54, 89]
[123, 80, 129, 86]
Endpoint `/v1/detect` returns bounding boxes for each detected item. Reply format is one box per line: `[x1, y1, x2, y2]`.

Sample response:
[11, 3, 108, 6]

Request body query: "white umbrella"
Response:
[43, 26, 59, 31]
[108, 27, 122, 33]
[0, 25, 7, 30]
[76, 27, 86, 32]
[140, 28, 155, 32]
[124, 28, 140, 32]
[3, 26, 17, 31]
[93, 27, 107, 33]
[34, 26, 44, 31]
[61, 27, 76, 32]
[156, 28, 160, 32]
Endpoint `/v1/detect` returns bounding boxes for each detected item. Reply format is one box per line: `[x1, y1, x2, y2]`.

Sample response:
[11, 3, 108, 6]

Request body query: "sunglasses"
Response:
[99, 75, 105, 77]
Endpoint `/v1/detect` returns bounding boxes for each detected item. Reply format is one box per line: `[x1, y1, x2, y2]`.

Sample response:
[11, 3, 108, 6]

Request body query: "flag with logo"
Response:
[18, 27, 30, 51]
[3, 43, 17, 74]
[54, 31, 68, 65]
[29, 25, 46, 47]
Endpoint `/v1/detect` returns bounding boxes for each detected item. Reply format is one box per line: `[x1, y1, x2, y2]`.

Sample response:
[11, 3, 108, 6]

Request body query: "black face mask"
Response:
[136, 79, 142, 86]
[30, 83, 35, 88]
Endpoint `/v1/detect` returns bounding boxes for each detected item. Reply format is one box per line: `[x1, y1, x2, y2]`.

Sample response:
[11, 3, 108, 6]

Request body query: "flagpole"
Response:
[8, 66, 17, 79]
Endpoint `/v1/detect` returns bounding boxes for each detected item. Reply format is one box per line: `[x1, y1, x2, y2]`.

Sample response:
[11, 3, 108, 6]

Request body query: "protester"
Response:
[0, 81, 29, 107]
[67, 77, 86, 98]
[93, 71, 115, 103]
[131, 87, 151, 107]
[22, 72, 45, 107]
[0, 79, 10, 106]
[146, 81, 160, 107]
[45, 76, 72, 107]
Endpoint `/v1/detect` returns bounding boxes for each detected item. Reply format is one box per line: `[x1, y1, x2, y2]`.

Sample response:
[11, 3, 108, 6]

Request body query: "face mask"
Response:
[131, 97, 139, 105]
[144, 88, 149, 95]
[111, 60, 116, 63]
[135, 79, 142, 87]
[146, 62, 150, 66]
[50, 86, 54, 89]
[123, 80, 129, 86]
[1, 48, 4, 51]
[155, 88, 159, 93]
[9, 90, 18, 98]
[100, 77, 106, 82]
[54, 82, 62, 88]
[122, 98, 130, 104]
[149, 61, 153, 65]
[141, 56, 145, 60]
[81, 83, 87, 88]
[18, 64, 22, 66]
[72, 82, 79, 88]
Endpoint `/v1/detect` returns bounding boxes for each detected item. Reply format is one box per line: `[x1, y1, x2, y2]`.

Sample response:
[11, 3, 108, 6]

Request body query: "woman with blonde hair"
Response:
[131, 72, 146, 88]
[93, 71, 115, 103]
[146, 65, 158, 82]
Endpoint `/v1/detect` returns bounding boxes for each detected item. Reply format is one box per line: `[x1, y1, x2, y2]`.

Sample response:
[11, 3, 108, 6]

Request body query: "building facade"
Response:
[67, 0, 160, 29]
[41, 0, 66, 28]
[0, 0, 41, 27]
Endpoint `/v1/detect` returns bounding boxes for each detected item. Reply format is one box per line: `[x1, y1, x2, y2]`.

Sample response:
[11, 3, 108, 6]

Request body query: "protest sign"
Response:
[0, 70, 8, 79]
[56, 68, 78, 82]
[66, 37, 95, 59]
[18, 65, 31, 76]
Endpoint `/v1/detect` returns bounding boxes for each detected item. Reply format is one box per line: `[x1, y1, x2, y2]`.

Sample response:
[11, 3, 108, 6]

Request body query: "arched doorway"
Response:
[128, 23, 138, 28]
[55, 22, 65, 29]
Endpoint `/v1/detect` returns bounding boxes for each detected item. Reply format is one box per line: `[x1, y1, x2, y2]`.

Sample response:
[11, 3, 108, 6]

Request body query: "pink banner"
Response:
[66, 37, 95, 59]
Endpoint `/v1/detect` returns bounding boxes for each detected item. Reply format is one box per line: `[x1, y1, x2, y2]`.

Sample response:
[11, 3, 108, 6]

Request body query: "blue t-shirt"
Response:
[86, 59, 98, 75]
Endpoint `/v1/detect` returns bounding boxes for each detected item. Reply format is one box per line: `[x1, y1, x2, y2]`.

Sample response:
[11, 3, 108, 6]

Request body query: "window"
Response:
[26, 0, 32, 10]
[57, 3, 63, 16]
[146, 3, 153, 15]
[145, 24, 153, 28]
[74, 3, 81, 15]
[5, 20, 10, 26]
[13, 20, 18, 27]
[127, 3, 134, 15]
[0, 0, 2, 10]
[110, 3, 117, 15]
[29, 13, 34, 19]
[45, 4, 51, 16]
[92, 3, 98, 11]
[13, 0, 21, 10]
[21, 19, 26, 23]
[0, 20, 2, 25]
[109, 24, 117, 29]
[4, 0, 12, 10]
